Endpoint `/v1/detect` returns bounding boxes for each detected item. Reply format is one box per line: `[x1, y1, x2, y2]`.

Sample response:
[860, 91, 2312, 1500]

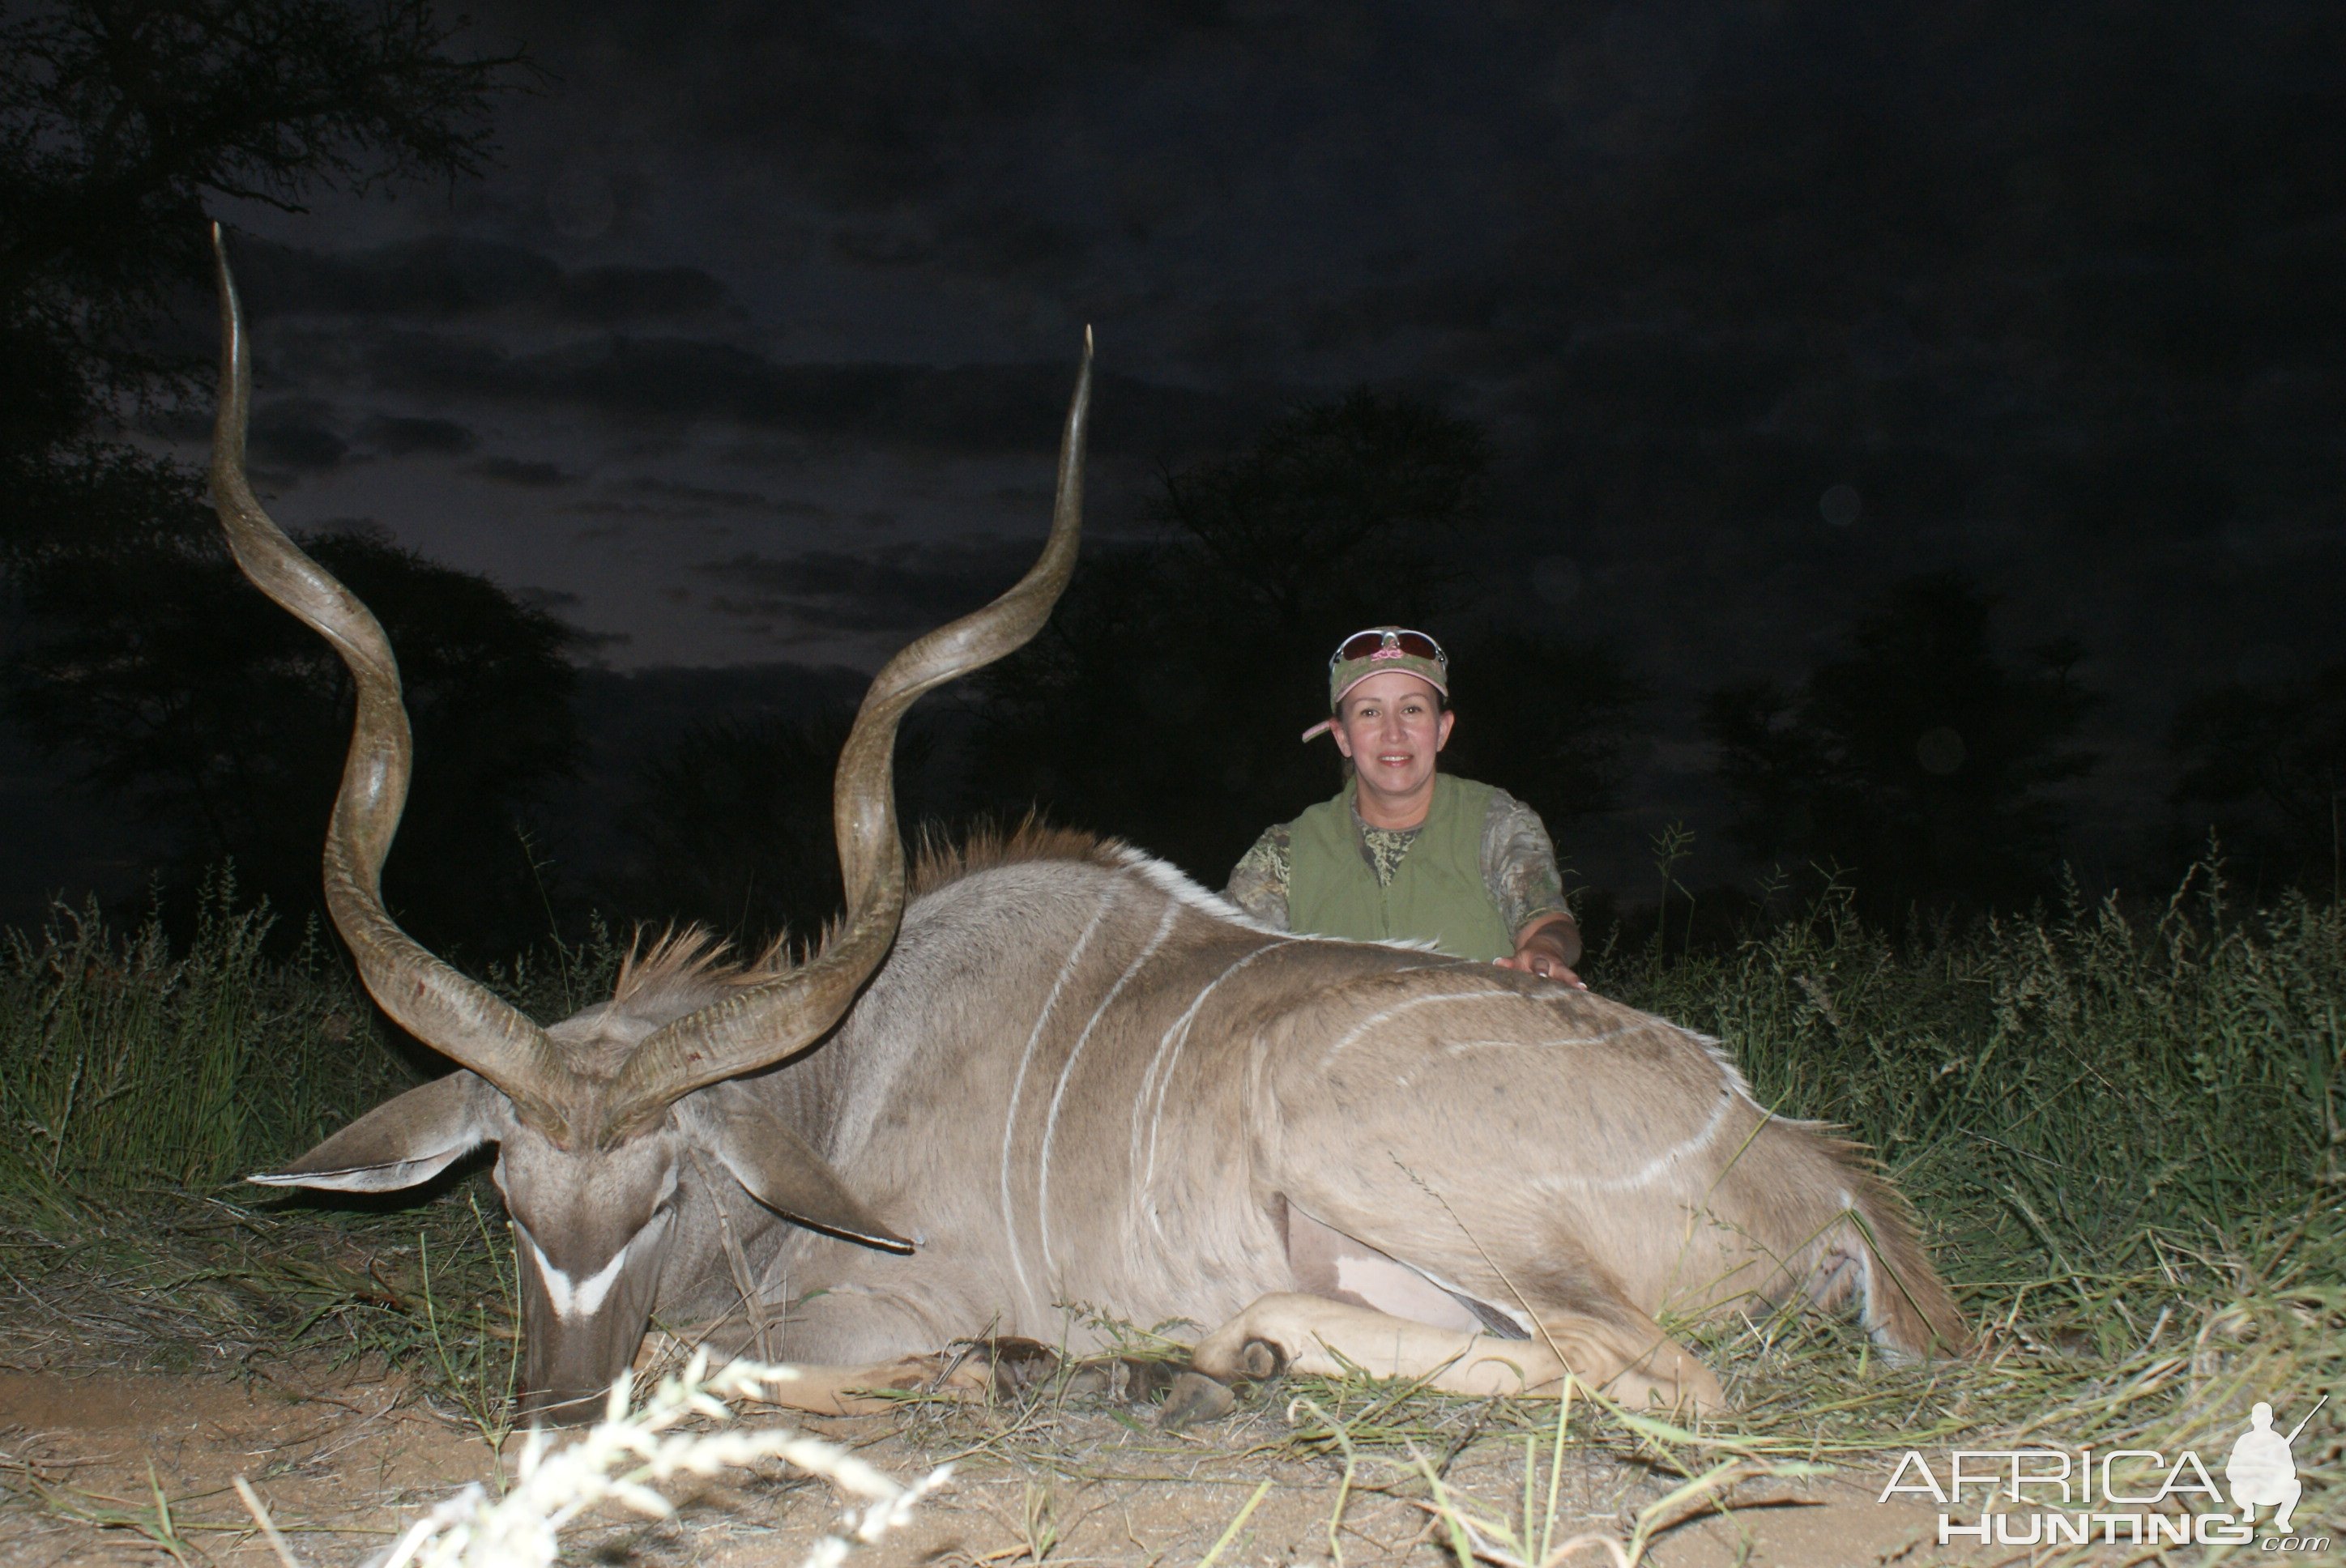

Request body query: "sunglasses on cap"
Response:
[1329, 628, 1448, 669]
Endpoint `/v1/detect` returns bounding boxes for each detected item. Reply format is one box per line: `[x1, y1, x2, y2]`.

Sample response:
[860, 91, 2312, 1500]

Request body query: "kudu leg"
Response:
[625, 1329, 999, 1416]
[673, 1271, 1167, 1417]
[1183, 1291, 1726, 1414]
[747, 1353, 1000, 1417]
[646, 1340, 1169, 1418]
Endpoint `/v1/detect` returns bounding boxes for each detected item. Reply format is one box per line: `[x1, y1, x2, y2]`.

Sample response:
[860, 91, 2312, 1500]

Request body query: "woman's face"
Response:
[1331, 671, 1453, 810]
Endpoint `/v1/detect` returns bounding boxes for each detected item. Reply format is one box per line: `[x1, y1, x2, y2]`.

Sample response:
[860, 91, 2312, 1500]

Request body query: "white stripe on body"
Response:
[1107, 843, 1477, 960]
[1038, 897, 1179, 1280]
[1131, 938, 1296, 1219]
[1532, 1087, 1738, 1195]
[1392, 1023, 1643, 1086]
[1107, 846, 1290, 937]
[998, 889, 1115, 1323]
[1315, 990, 1528, 1069]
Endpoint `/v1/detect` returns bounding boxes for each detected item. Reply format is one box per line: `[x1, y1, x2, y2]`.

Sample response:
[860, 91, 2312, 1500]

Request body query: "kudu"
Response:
[219, 236, 1967, 1426]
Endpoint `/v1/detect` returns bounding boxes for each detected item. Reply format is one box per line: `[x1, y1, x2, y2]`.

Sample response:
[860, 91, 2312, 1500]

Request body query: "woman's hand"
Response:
[1497, 914, 1585, 988]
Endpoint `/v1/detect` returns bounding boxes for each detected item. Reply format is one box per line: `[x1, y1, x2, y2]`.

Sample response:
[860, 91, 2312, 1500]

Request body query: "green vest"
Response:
[1287, 774, 1514, 961]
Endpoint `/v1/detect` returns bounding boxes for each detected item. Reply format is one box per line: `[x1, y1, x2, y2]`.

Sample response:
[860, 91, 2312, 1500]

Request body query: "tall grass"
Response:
[0, 876, 624, 1203]
[1575, 863, 2345, 1557]
[0, 881, 621, 1418]
[0, 865, 2337, 1554]
[2, 861, 2335, 1285]
[0, 877, 416, 1199]
[1606, 864, 2343, 1282]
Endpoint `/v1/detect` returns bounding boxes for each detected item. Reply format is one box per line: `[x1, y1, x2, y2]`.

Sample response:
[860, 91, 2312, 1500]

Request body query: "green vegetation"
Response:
[0, 879, 407, 1199]
[0, 876, 618, 1199]
[0, 869, 2335, 1555]
[1610, 865, 2342, 1297]
[1587, 866, 2344, 1553]
[0, 883, 618, 1425]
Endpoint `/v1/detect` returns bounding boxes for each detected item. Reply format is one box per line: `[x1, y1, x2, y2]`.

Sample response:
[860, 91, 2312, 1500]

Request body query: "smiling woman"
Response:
[1226, 628, 1585, 985]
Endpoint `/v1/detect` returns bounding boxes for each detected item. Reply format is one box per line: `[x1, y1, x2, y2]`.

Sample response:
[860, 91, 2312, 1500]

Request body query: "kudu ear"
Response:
[685, 1085, 913, 1254]
[250, 1072, 510, 1193]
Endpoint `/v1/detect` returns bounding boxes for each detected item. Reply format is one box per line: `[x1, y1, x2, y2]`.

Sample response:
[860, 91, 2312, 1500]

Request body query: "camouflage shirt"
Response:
[1224, 783, 1572, 940]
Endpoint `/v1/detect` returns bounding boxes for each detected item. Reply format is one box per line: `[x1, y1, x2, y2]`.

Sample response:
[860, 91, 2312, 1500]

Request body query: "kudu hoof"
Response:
[1234, 1336, 1286, 1379]
[960, 1336, 1064, 1399]
[1158, 1370, 1237, 1430]
[1118, 1356, 1183, 1404]
[1060, 1353, 1184, 1404]
[1157, 1335, 1290, 1429]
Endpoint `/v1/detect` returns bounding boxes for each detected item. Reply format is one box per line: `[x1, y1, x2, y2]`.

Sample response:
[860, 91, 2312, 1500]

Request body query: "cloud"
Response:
[231, 236, 732, 325]
[470, 455, 577, 488]
[694, 536, 1041, 633]
[556, 265, 734, 323]
[607, 477, 831, 521]
[489, 0, 1259, 211]
[365, 329, 1254, 456]
[235, 235, 557, 317]
[302, 517, 395, 545]
[249, 398, 348, 471]
[358, 414, 480, 456]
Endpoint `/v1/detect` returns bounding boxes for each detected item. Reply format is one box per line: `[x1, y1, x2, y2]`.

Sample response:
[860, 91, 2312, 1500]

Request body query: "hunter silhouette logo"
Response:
[1880, 1395, 2330, 1550]
[2228, 1396, 2323, 1535]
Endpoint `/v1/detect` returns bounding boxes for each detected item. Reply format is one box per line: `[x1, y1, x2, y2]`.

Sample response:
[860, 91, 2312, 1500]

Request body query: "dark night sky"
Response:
[129, 0, 2346, 895]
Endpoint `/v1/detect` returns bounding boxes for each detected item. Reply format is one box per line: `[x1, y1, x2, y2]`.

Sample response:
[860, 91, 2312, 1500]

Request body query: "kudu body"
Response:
[675, 833, 1967, 1415]
[212, 233, 1964, 1421]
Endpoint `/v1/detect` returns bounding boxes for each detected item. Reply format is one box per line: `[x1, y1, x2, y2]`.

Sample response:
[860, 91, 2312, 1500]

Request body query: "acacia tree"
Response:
[2, 0, 527, 485]
[2, 0, 527, 563]
[1703, 571, 2096, 921]
[13, 527, 584, 955]
[0, 2, 565, 952]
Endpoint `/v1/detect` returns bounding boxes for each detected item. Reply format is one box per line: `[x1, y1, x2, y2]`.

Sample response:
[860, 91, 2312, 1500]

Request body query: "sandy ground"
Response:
[0, 1356, 2108, 1568]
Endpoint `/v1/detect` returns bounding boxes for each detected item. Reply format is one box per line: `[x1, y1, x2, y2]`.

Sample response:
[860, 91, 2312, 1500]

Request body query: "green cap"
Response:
[1302, 627, 1450, 741]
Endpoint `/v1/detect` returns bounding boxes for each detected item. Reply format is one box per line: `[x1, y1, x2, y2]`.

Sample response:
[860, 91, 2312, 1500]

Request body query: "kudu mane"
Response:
[601, 928, 793, 1026]
[911, 820, 1125, 895]
[604, 822, 1127, 1024]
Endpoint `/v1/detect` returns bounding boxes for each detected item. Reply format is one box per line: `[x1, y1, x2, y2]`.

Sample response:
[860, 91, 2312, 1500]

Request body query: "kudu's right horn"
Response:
[603, 333, 1094, 1137]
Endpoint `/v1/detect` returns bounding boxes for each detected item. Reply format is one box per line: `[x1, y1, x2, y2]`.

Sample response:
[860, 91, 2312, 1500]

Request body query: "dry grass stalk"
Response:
[224, 1353, 949, 1568]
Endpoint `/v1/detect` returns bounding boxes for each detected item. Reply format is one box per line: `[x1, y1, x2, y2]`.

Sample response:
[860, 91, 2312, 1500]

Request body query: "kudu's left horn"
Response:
[210, 226, 574, 1135]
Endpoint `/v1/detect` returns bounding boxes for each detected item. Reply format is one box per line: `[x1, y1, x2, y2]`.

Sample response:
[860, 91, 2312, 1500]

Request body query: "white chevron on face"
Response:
[530, 1235, 633, 1319]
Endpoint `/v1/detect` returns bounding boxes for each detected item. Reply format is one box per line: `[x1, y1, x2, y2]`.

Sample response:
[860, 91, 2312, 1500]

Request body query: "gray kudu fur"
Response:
[215, 232, 1968, 1426]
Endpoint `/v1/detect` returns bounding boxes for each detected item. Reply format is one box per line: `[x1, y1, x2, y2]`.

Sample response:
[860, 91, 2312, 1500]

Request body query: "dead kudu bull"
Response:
[211, 237, 1966, 1427]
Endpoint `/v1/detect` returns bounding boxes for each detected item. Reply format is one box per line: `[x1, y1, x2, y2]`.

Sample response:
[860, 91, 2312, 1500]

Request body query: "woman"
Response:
[1225, 628, 1583, 984]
